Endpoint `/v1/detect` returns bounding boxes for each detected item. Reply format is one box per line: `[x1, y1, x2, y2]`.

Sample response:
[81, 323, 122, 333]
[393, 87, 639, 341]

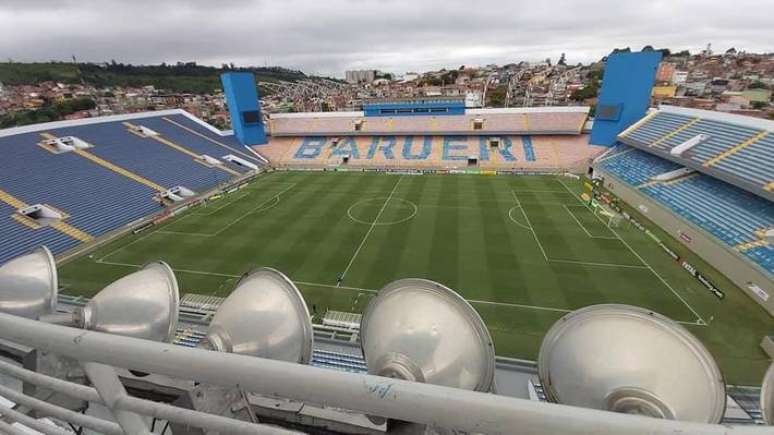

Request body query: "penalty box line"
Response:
[554, 177, 706, 325]
[510, 189, 645, 269]
[89, 260, 705, 326]
[158, 183, 294, 237]
[98, 182, 295, 261]
[563, 204, 618, 240]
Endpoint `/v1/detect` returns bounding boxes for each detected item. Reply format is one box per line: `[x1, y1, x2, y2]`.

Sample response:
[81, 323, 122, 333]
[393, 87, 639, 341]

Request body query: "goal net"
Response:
[591, 199, 623, 228]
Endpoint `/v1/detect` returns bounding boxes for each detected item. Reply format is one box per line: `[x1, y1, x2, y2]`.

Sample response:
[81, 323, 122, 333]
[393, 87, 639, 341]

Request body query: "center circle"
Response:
[347, 197, 418, 226]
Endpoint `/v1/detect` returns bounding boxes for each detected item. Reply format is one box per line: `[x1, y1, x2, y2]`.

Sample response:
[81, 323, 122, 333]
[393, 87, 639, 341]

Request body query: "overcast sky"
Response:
[0, 0, 771, 77]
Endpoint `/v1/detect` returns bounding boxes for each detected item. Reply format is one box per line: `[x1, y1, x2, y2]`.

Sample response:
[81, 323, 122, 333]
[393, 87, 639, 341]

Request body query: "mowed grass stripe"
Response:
[299, 173, 392, 284]
[390, 175, 444, 284]
[428, 175, 461, 289]
[353, 175, 425, 288]
[473, 177, 548, 357]
[239, 172, 370, 281]
[55, 171, 774, 385]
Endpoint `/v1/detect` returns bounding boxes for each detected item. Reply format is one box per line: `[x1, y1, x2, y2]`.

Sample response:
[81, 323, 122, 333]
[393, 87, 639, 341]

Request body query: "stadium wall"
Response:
[596, 168, 774, 317]
[268, 107, 589, 137]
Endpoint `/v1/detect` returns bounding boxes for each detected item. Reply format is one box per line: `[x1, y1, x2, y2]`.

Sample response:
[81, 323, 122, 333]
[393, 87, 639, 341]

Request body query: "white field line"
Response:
[157, 186, 290, 237]
[610, 228, 706, 325]
[511, 190, 548, 261]
[563, 205, 617, 240]
[507, 207, 532, 231]
[98, 230, 157, 262]
[296, 280, 377, 294]
[90, 261, 705, 325]
[339, 176, 405, 284]
[516, 202, 581, 207]
[555, 177, 706, 325]
[564, 204, 593, 237]
[240, 180, 298, 191]
[102, 182, 292, 260]
[467, 298, 571, 314]
[190, 175, 285, 217]
[511, 190, 570, 193]
[548, 259, 648, 269]
[504, 198, 646, 268]
[194, 192, 250, 216]
[209, 186, 292, 236]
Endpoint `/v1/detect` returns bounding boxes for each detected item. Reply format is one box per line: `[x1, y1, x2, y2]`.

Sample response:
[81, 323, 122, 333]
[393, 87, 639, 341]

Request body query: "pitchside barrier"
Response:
[275, 166, 566, 176]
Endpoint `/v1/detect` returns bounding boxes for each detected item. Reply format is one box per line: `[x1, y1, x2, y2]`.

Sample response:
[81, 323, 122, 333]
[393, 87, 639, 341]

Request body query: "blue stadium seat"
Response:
[0, 113, 248, 263]
[135, 114, 265, 165]
[0, 202, 79, 265]
[55, 122, 233, 192]
[619, 109, 772, 191]
[598, 145, 681, 185]
[601, 147, 774, 274]
[744, 245, 774, 274]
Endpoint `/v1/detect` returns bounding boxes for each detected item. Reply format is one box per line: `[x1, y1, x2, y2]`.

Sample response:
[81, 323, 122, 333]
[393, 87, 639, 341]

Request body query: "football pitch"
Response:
[58, 171, 772, 385]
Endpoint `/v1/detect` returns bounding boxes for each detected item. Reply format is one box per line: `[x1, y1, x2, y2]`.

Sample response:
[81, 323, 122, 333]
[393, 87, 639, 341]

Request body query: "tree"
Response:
[558, 53, 567, 66]
[749, 81, 769, 89]
[487, 86, 507, 107]
[570, 85, 598, 101]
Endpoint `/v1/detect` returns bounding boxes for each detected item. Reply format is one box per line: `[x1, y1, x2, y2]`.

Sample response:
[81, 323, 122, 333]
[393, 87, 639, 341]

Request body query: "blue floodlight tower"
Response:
[590, 50, 662, 146]
[220, 72, 267, 145]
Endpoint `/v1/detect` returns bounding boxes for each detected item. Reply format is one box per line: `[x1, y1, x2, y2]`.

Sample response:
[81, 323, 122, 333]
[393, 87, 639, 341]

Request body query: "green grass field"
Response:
[58, 171, 772, 385]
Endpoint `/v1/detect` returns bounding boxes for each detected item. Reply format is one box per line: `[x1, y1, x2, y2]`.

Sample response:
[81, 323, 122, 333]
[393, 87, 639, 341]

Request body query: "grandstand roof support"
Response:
[0, 312, 770, 434]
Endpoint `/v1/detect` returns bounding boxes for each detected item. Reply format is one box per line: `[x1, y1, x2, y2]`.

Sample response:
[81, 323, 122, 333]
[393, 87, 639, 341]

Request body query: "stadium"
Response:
[0, 51, 772, 434]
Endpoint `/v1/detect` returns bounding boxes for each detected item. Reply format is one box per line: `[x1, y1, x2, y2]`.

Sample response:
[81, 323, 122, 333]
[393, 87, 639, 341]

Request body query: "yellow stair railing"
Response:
[649, 117, 700, 148]
[704, 131, 768, 167]
[0, 188, 92, 242]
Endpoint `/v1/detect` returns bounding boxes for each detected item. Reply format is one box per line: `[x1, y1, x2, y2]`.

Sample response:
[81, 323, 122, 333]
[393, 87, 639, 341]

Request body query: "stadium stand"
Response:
[619, 106, 774, 200]
[52, 122, 233, 191]
[597, 145, 774, 274]
[138, 114, 267, 166]
[172, 328, 369, 374]
[269, 107, 589, 136]
[598, 146, 681, 185]
[0, 110, 259, 263]
[311, 349, 368, 374]
[0, 201, 80, 265]
[257, 134, 605, 171]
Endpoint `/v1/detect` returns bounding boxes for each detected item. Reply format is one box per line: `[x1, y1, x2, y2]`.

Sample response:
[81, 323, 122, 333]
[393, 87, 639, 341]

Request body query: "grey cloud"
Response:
[0, 0, 771, 77]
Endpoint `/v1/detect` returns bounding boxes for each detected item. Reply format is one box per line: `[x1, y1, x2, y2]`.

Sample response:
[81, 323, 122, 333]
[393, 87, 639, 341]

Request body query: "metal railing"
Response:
[0, 312, 770, 435]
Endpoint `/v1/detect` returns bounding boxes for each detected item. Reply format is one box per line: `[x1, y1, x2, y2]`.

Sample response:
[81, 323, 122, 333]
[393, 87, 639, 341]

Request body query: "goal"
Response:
[591, 200, 623, 228]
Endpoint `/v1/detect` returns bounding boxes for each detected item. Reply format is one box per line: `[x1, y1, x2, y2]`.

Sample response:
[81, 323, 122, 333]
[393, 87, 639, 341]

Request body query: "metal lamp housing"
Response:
[0, 246, 57, 319]
[538, 304, 726, 423]
[360, 278, 496, 392]
[77, 262, 179, 342]
[204, 267, 313, 364]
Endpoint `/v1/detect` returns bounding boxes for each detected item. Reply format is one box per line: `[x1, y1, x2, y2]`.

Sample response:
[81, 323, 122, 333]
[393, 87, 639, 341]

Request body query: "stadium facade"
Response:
[0, 52, 772, 434]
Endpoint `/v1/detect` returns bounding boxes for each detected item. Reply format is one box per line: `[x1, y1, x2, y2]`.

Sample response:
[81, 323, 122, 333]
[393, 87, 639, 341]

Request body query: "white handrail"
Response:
[0, 359, 290, 435]
[0, 312, 769, 434]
